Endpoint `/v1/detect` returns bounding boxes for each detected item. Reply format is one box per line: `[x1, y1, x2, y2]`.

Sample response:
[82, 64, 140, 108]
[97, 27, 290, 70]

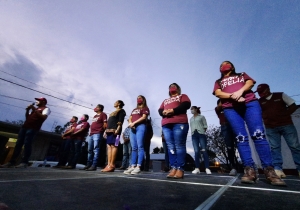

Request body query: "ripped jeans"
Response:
[224, 100, 272, 168]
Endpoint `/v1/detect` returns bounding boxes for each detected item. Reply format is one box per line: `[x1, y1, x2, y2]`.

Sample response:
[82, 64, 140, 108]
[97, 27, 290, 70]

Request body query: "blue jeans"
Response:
[87, 133, 104, 167]
[10, 128, 38, 164]
[221, 124, 236, 168]
[130, 124, 146, 166]
[266, 124, 300, 171]
[68, 139, 83, 168]
[192, 131, 209, 168]
[121, 141, 132, 168]
[162, 141, 169, 168]
[58, 139, 72, 166]
[162, 123, 189, 171]
[224, 100, 272, 168]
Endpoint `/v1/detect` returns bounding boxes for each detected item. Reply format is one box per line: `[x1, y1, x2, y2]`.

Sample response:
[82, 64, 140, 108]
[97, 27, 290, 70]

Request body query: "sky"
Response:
[0, 0, 300, 155]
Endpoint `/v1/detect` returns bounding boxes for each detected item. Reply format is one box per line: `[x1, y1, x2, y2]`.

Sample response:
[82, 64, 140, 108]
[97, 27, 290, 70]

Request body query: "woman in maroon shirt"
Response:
[158, 83, 191, 179]
[124, 95, 150, 175]
[213, 61, 285, 186]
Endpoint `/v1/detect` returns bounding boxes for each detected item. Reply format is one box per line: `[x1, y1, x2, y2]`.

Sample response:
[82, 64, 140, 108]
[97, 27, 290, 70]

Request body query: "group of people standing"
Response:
[1, 60, 300, 187]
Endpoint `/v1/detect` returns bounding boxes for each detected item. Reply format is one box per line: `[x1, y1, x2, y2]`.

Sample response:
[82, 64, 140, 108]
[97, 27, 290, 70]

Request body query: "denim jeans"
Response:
[68, 139, 83, 167]
[224, 100, 272, 168]
[87, 133, 104, 167]
[266, 124, 300, 171]
[58, 138, 72, 166]
[220, 124, 236, 168]
[10, 128, 38, 164]
[162, 141, 169, 168]
[121, 141, 132, 168]
[130, 124, 146, 166]
[162, 123, 189, 171]
[192, 131, 209, 168]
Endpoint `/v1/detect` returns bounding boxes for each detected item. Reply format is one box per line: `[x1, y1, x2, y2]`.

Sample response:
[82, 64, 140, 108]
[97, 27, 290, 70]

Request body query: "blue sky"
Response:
[0, 1, 299, 153]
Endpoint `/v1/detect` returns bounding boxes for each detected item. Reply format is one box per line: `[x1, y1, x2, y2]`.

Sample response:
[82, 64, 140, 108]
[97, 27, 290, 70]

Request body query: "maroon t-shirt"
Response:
[63, 123, 77, 139]
[130, 107, 150, 125]
[73, 121, 90, 140]
[213, 72, 257, 108]
[22, 106, 47, 131]
[215, 107, 227, 125]
[90, 112, 107, 135]
[159, 94, 190, 126]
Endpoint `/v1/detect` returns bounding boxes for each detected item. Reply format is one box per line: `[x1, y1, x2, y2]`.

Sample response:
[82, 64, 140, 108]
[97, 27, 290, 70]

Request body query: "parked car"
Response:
[29, 161, 85, 169]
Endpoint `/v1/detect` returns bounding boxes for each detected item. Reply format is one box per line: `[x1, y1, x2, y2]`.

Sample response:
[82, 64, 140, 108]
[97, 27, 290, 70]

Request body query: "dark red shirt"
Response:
[215, 107, 227, 125]
[90, 112, 107, 135]
[73, 121, 90, 140]
[159, 94, 191, 126]
[130, 107, 150, 125]
[213, 72, 257, 108]
[63, 123, 77, 139]
[23, 106, 48, 131]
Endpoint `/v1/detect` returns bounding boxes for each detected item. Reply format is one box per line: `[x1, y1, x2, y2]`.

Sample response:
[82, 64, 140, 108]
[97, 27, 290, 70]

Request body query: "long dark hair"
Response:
[217, 61, 241, 83]
[191, 106, 200, 114]
[136, 95, 148, 109]
[168, 83, 181, 96]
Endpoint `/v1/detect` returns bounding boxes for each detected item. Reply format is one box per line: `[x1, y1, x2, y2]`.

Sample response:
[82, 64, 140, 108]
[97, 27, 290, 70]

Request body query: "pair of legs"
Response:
[162, 123, 189, 171]
[266, 124, 300, 172]
[68, 139, 83, 168]
[192, 130, 210, 169]
[106, 144, 118, 168]
[162, 141, 169, 170]
[9, 128, 38, 165]
[87, 133, 104, 167]
[130, 124, 146, 168]
[220, 124, 237, 169]
[223, 101, 273, 169]
[57, 139, 72, 166]
[121, 141, 132, 168]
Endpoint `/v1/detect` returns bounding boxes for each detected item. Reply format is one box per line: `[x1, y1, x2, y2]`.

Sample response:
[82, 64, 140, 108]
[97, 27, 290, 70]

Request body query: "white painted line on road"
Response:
[229, 185, 300, 194]
[195, 174, 239, 210]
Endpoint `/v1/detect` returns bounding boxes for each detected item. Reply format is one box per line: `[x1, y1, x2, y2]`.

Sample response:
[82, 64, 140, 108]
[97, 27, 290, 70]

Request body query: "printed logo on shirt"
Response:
[76, 124, 84, 129]
[221, 76, 245, 89]
[164, 95, 181, 106]
[93, 117, 100, 122]
[132, 109, 141, 115]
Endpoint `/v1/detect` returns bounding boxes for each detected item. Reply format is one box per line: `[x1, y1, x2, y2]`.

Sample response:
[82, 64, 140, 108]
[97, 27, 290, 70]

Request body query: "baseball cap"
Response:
[254, 84, 269, 93]
[35, 97, 47, 104]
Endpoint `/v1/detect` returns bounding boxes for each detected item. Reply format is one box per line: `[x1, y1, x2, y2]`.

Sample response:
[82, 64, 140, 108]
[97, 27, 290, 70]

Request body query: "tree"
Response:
[54, 122, 71, 134]
[5, 119, 24, 126]
[206, 125, 239, 168]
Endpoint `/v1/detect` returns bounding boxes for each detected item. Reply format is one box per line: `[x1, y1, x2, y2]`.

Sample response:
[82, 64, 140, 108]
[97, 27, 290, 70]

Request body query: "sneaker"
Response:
[275, 169, 286, 178]
[131, 167, 141, 175]
[205, 168, 212, 175]
[241, 166, 257, 184]
[192, 168, 200, 174]
[0, 162, 14, 168]
[124, 167, 135, 175]
[15, 163, 28, 168]
[264, 166, 286, 186]
[229, 169, 237, 176]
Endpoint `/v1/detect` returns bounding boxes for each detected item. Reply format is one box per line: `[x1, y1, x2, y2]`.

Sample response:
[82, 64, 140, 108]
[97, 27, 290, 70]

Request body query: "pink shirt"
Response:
[159, 94, 191, 126]
[213, 72, 257, 108]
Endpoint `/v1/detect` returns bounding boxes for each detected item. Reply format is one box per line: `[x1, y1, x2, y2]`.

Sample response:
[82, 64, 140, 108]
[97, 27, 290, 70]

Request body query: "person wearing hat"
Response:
[256, 83, 300, 178]
[0, 97, 51, 168]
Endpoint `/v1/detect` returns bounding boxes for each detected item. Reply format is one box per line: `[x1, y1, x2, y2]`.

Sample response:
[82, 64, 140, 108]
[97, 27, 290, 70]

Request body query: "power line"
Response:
[0, 69, 92, 106]
[0, 77, 93, 110]
[0, 94, 83, 114]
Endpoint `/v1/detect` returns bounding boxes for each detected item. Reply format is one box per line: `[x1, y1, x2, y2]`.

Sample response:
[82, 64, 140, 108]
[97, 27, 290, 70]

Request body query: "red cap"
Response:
[35, 97, 47, 104]
[255, 84, 269, 93]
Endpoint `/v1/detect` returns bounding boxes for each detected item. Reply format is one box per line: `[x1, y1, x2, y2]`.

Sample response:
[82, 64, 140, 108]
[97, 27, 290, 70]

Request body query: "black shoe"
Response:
[86, 166, 97, 171]
[118, 167, 126, 170]
[64, 166, 75, 169]
[80, 165, 91, 170]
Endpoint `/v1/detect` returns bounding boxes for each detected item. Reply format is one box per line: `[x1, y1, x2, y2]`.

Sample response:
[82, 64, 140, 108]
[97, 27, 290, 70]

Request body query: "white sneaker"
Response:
[0, 162, 14, 168]
[205, 168, 212, 175]
[131, 167, 141, 175]
[229, 169, 237, 176]
[15, 163, 28, 168]
[124, 167, 135, 175]
[192, 168, 200, 174]
[275, 169, 286, 178]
